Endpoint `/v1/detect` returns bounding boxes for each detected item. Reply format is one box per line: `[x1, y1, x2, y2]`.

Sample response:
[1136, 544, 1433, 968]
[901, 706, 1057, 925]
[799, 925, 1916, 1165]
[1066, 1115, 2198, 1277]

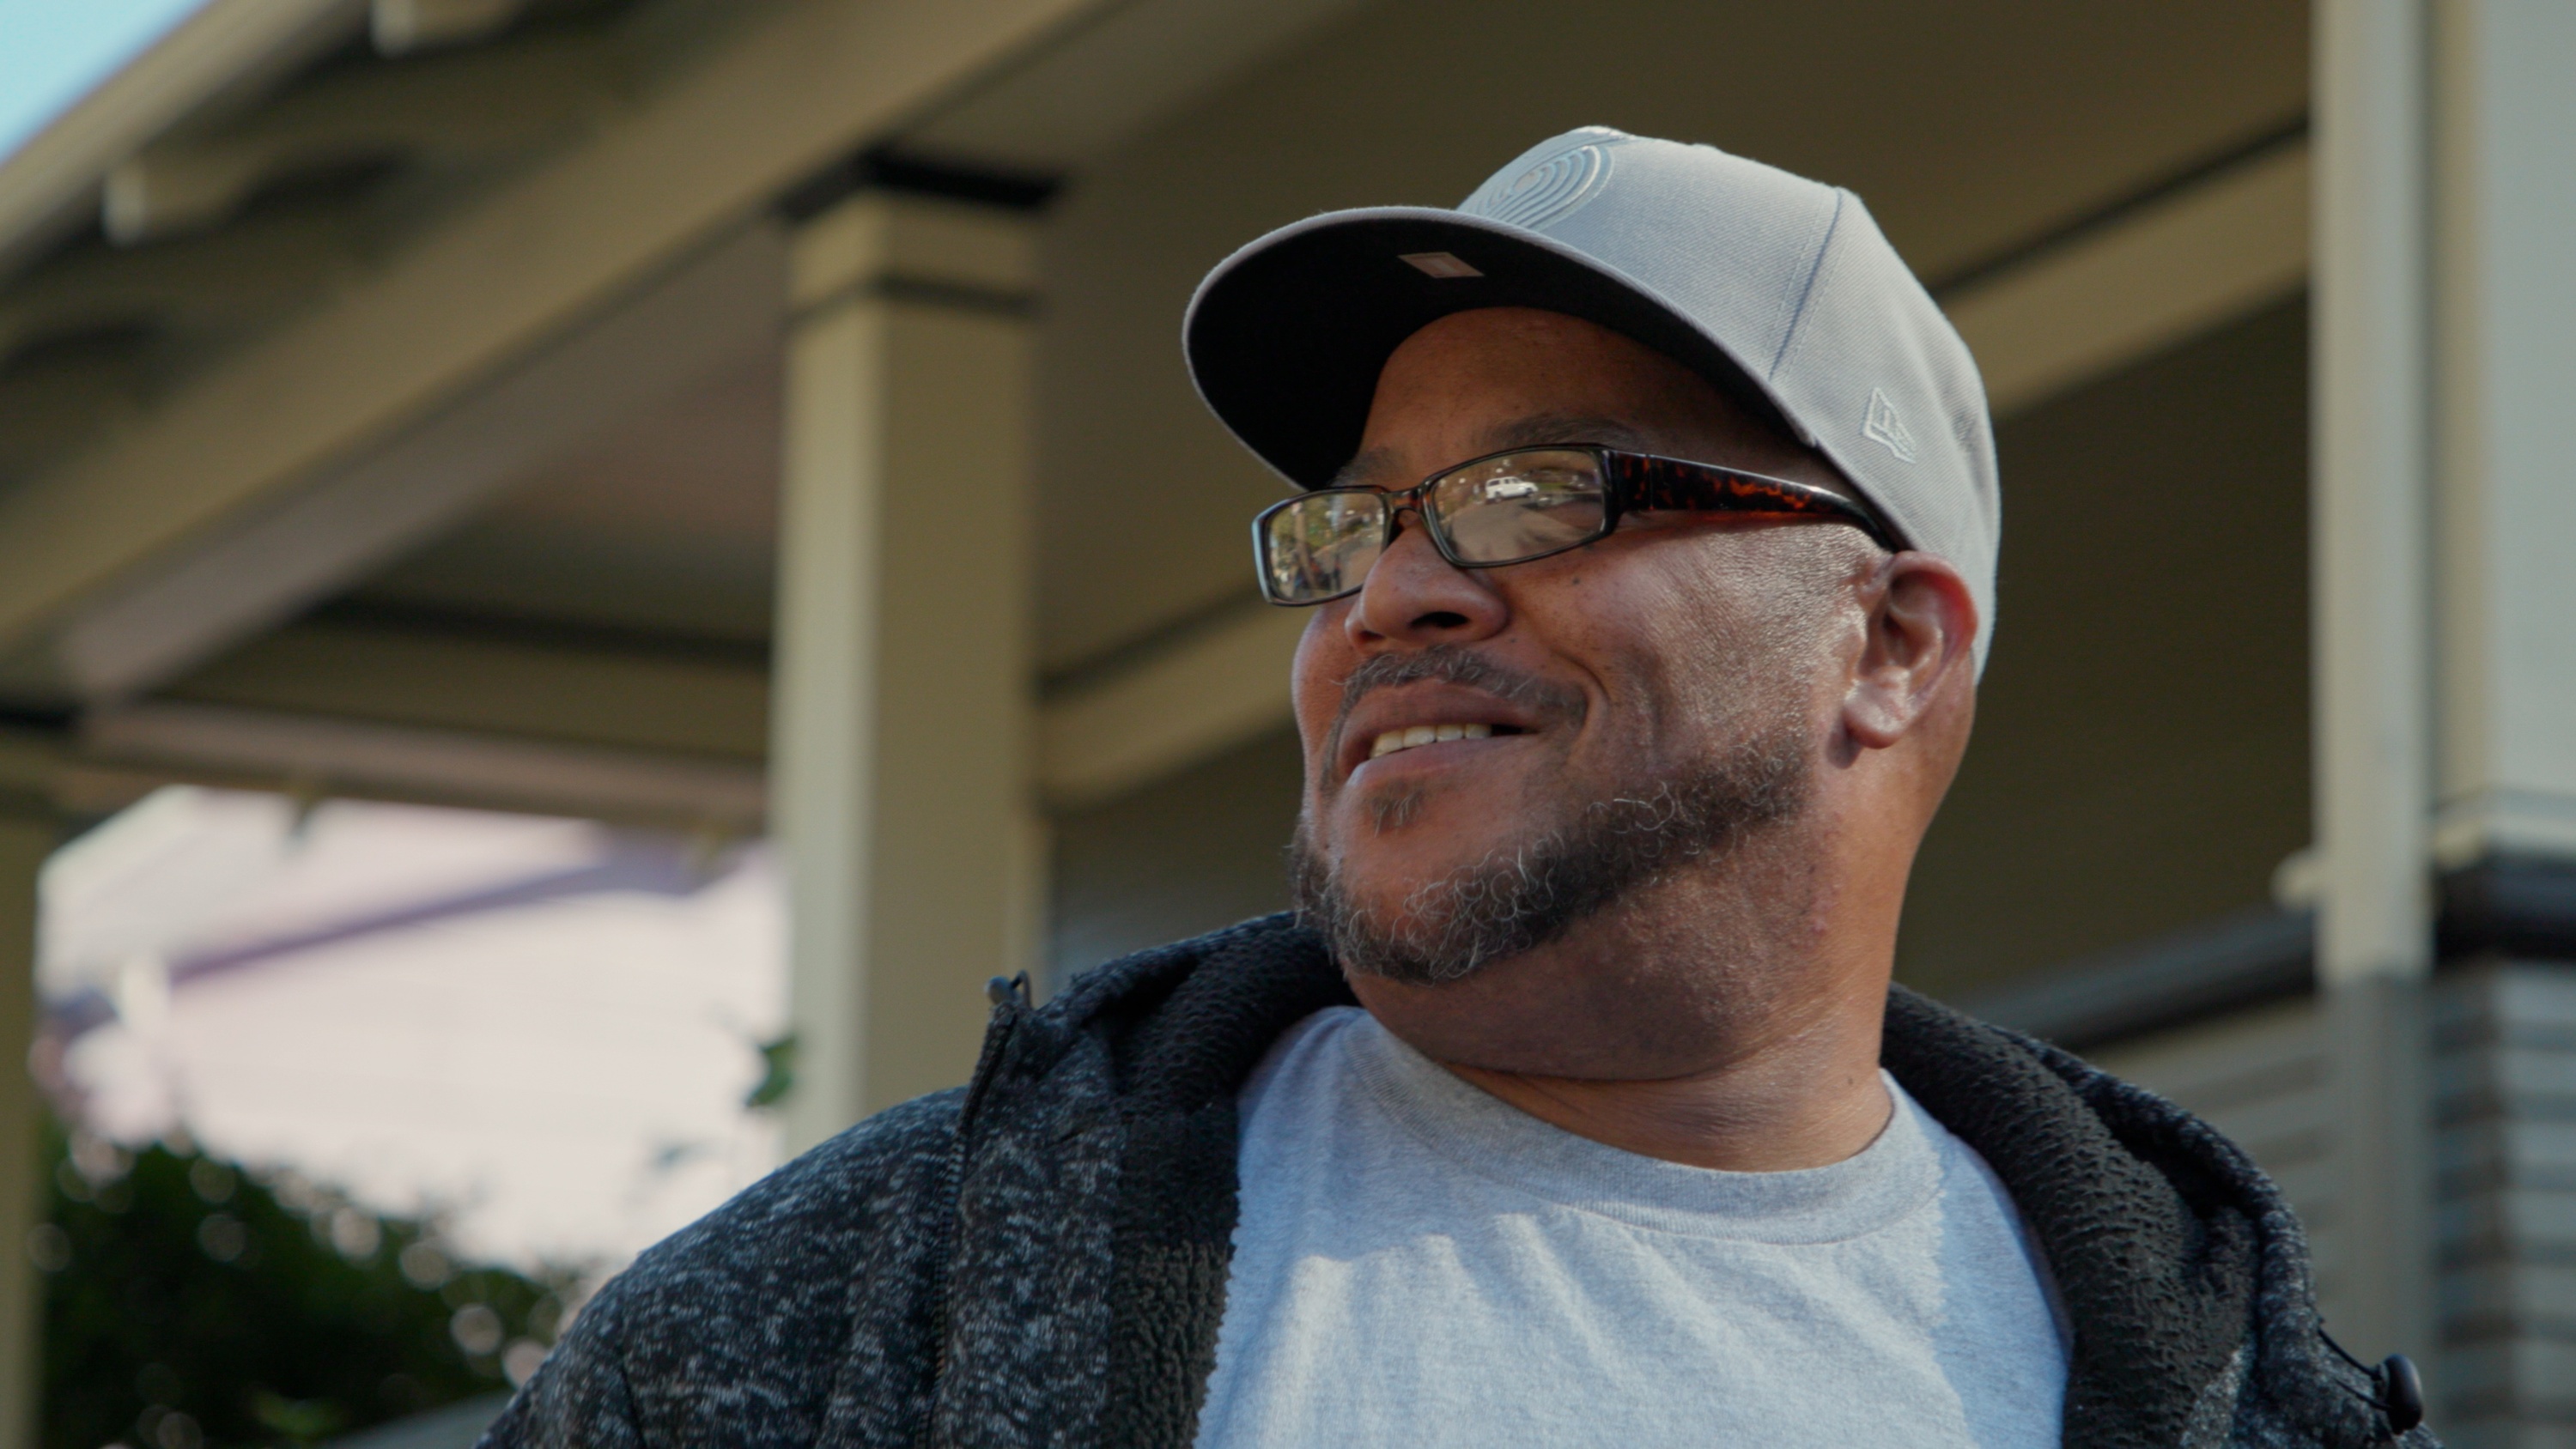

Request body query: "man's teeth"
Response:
[1369, 722, 1495, 759]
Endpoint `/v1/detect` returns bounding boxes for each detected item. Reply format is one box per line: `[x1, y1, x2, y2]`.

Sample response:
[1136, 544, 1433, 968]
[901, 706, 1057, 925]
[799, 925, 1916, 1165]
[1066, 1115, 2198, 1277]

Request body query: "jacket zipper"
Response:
[920, 974, 1028, 1447]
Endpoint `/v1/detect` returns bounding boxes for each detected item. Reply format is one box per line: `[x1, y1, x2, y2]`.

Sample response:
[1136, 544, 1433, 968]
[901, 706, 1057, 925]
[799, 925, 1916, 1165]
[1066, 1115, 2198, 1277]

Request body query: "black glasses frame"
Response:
[1252, 444, 1895, 607]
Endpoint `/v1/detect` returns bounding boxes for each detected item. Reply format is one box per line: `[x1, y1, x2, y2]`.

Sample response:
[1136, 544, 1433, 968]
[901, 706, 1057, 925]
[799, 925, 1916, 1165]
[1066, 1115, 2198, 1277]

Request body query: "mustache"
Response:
[1327, 645, 1588, 761]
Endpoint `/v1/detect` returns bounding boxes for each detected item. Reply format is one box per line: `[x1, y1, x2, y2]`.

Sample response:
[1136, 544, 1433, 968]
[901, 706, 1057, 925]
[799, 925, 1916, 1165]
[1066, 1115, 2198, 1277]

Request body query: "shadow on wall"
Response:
[1899, 297, 2312, 1002]
[1050, 726, 1304, 990]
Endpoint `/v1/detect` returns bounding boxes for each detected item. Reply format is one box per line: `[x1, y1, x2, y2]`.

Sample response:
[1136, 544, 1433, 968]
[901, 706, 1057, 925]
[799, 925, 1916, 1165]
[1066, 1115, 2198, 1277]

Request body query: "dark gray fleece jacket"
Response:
[483, 913, 2434, 1448]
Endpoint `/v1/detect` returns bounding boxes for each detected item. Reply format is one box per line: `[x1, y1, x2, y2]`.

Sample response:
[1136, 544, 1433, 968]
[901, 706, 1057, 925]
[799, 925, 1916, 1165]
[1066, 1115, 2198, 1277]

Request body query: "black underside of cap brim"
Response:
[1188, 215, 1786, 490]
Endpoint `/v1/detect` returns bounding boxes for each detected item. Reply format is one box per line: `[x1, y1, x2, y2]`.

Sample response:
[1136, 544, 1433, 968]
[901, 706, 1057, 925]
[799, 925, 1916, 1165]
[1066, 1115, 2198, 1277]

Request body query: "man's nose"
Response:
[1346, 515, 1510, 648]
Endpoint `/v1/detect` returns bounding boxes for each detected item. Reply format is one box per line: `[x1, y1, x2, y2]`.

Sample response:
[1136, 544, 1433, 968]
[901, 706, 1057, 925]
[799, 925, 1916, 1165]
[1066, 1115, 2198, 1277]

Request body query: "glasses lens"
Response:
[1260, 490, 1386, 603]
[1428, 450, 1609, 565]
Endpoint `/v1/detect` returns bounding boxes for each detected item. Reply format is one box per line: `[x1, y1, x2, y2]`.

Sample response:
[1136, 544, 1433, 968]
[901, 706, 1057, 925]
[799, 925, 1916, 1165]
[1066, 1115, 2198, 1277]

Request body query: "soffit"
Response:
[349, 343, 782, 644]
[0, 0, 761, 501]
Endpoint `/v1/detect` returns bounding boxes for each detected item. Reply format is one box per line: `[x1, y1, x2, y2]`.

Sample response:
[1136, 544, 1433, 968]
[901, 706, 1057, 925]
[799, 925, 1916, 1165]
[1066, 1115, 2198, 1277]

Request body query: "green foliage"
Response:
[744, 1033, 796, 1110]
[34, 1121, 572, 1449]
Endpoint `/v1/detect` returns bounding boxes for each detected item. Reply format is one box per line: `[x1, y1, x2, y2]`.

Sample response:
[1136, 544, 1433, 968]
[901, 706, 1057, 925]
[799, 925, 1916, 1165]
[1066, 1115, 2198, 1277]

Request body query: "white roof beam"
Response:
[0, 207, 361, 362]
[370, 0, 533, 58]
[902, 0, 1379, 172]
[1947, 138, 2310, 418]
[1038, 601, 1305, 809]
[0, 0, 360, 281]
[159, 612, 770, 763]
[103, 27, 620, 245]
[13, 222, 782, 703]
[75, 701, 767, 828]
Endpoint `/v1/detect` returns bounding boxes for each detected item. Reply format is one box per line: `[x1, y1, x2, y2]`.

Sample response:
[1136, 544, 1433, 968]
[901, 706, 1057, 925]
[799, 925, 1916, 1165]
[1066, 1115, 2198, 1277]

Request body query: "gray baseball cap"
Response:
[1184, 125, 2000, 670]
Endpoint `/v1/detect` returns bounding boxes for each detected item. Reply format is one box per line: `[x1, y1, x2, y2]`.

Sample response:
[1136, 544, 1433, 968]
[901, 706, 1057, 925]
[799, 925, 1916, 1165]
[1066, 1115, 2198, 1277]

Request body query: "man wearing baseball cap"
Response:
[491, 130, 2427, 1448]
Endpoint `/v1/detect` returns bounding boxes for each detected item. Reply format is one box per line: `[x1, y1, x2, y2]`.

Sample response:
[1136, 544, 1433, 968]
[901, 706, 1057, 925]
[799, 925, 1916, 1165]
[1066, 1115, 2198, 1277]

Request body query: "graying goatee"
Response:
[1291, 724, 1810, 985]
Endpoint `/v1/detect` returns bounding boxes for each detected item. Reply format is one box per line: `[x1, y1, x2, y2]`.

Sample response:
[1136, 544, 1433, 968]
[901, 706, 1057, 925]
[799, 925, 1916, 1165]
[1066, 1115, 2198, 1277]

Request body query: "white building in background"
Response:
[39, 786, 786, 1271]
[0, 2, 2568, 1446]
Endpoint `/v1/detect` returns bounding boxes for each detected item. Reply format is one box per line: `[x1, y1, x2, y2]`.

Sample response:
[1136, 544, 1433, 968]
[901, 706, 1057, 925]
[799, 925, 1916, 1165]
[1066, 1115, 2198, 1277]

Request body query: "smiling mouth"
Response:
[1367, 722, 1529, 760]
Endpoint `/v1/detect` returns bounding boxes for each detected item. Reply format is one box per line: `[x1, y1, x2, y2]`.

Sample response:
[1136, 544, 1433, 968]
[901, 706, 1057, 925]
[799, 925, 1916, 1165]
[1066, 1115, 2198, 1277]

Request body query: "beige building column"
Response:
[2318, 1, 2576, 1417]
[2427, 4, 2576, 873]
[0, 801, 57, 1449]
[772, 187, 1044, 1153]
[2421, 8, 2576, 1429]
[2311, 0, 2433, 1370]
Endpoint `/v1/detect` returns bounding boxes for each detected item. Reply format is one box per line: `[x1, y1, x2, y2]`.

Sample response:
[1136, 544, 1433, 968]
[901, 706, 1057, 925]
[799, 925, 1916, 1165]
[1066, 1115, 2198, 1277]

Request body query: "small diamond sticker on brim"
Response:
[1400, 252, 1483, 279]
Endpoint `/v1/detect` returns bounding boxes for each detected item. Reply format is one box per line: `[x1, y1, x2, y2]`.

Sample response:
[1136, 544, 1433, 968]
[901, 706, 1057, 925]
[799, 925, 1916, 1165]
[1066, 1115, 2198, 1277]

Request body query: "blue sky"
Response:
[0, 0, 211, 162]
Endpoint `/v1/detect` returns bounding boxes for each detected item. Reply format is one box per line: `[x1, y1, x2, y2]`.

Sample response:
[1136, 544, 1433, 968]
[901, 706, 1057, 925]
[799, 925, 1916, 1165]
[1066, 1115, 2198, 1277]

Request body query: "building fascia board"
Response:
[0, 0, 360, 281]
[74, 700, 766, 828]
[1038, 598, 1305, 809]
[902, 0, 1379, 172]
[34, 222, 785, 702]
[162, 610, 771, 762]
[0, 728, 65, 817]
[1957, 906, 2316, 1052]
[0, 0, 1112, 693]
[1947, 139, 2310, 417]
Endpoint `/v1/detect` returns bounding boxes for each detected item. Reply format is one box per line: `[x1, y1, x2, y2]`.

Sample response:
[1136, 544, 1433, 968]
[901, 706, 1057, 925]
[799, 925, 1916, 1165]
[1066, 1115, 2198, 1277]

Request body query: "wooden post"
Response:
[0, 808, 58, 1449]
[2312, 0, 2434, 1369]
[772, 189, 1045, 1152]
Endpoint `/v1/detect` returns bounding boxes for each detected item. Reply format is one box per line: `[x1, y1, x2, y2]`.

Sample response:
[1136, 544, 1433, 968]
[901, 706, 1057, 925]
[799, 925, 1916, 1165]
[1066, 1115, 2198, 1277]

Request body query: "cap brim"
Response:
[1184, 207, 1795, 490]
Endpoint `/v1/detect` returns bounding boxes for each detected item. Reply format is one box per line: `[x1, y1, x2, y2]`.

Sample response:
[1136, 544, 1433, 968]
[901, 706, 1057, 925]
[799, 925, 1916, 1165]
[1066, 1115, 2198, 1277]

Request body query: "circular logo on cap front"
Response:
[1461, 143, 1613, 232]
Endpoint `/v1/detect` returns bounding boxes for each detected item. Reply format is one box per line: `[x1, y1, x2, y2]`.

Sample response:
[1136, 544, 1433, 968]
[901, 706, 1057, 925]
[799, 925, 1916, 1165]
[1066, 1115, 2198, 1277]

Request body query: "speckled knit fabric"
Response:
[482, 913, 2437, 1449]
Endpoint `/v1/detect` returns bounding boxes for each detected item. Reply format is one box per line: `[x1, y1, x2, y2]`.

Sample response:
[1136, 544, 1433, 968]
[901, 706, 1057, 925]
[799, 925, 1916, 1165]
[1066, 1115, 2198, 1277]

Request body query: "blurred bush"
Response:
[34, 1120, 572, 1449]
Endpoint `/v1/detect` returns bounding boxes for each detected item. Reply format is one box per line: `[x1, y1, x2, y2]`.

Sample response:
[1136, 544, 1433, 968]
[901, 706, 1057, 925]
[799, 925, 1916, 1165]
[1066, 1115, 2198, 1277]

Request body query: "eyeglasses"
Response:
[1252, 445, 1893, 607]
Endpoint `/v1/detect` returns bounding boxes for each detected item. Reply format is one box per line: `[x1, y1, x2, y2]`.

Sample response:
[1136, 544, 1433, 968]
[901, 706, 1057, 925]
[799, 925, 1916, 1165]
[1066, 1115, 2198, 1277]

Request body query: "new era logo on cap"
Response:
[1863, 388, 1918, 464]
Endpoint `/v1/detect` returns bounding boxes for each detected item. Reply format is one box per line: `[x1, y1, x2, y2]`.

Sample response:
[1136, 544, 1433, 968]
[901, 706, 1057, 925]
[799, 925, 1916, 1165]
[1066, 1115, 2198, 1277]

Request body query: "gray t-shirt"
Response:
[1196, 1007, 2069, 1447]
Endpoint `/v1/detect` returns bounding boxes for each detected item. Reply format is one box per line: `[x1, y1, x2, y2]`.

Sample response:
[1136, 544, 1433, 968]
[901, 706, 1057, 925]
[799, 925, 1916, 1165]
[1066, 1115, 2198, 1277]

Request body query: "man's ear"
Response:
[1841, 553, 1978, 750]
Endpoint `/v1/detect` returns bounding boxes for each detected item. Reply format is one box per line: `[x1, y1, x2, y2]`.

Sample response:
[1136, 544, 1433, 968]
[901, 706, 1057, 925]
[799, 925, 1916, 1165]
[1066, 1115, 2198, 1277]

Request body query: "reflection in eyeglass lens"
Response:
[1434, 453, 1607, 565]
[1266, 490, 1385, 601]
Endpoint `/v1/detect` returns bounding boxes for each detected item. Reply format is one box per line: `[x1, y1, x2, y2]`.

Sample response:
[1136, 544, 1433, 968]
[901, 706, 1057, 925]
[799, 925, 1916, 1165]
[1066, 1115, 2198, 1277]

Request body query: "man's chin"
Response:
[1328, 771, 1546, 847]
[1293, 729, 1814, 989]
[1341, 773, 1523, 840]
[1290, 829, 1563, 989]
[1313, 842, 1522, 911]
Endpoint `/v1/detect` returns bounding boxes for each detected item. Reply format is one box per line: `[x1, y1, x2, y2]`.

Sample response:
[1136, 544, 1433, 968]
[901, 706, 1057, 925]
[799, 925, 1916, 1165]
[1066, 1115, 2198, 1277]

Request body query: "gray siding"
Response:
[2089, 962, 2576, 1449]
[2089, 997, 2343, 1318]
[2434, 963, 2576, 1449]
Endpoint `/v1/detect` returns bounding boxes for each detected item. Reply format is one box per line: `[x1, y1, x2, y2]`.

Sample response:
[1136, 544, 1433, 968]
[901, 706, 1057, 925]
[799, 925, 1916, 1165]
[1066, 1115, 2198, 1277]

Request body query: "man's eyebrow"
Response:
[1473, 413, 1654, 454]
[1327, 415, 1656, 489]
[1327, 446, 1400, 491]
